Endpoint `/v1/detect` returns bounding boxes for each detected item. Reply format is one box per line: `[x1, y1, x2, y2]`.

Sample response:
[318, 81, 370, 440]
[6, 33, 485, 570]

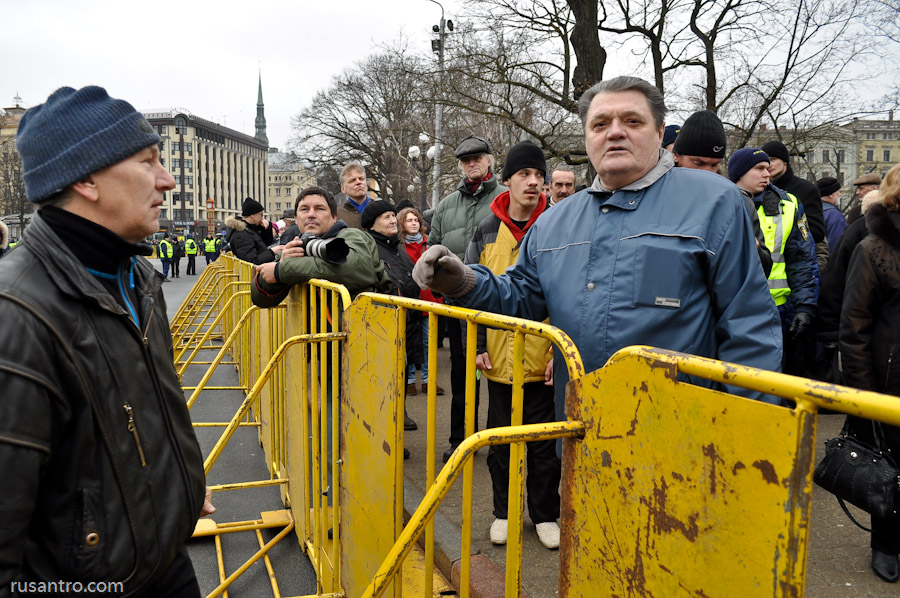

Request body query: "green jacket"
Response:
[250, 226, 393, 308]
[429, 175, 506, 259]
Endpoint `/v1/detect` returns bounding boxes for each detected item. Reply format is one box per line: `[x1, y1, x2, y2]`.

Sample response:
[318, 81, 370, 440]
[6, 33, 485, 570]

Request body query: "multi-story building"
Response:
[143, 75, 271, 236]
[843, 112, 900, 182]
[267, 152, 316, 216]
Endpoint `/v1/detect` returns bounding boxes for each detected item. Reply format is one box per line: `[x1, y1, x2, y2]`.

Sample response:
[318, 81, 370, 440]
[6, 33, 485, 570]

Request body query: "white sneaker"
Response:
[490, 518, 508, 545]
[535, 521, 560, 549]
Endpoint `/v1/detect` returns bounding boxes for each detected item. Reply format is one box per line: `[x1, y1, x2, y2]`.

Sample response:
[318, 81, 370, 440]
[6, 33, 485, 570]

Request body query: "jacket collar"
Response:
[589, 149, 674, 194]
[772, 163, 795, 186]
[456, 173, 499, 198]
[368, 229, 401, 249]
[751, 184, 788, 216]
[22, 211, 161, 316]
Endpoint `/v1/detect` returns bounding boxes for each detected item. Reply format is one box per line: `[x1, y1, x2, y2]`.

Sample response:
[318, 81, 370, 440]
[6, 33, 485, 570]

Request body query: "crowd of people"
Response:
[0, 76, 897, 594]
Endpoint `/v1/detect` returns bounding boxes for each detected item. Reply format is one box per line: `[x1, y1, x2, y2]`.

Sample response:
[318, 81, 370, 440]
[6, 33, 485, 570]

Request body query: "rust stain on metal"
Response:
[702, 443, 723, 496]
[623, 529, 651, 597]
[641, 477, 700, 542]
[671, 471, 684, 482]
[382, 440, 391, 455]
[732, 461, 746, 475]
[752, 460, 778, 485]
[362, 420, 372, 434]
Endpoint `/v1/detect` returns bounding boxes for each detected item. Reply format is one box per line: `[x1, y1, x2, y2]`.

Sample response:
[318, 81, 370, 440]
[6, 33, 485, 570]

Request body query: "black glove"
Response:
[412, 245, 476, 298]
[789, 311, 814, 340]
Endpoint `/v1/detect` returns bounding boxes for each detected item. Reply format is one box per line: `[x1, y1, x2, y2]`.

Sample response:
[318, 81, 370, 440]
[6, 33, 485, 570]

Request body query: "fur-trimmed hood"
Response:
[865, 202, 900, 250]
[224, 215, 247, 232]
[0, 220, 7, 251]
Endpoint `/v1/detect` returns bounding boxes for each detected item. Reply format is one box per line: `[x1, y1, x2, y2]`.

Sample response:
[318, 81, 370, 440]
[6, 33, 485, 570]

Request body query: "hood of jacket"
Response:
[865, 202, 900, 250]
[489, 190, 548, 242]
[225, 215, 247, 233]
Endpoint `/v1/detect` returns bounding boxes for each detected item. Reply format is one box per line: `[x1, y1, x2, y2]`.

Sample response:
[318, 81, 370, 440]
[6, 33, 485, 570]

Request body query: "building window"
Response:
[884, 132, 890, 140]
[885, 149, 892, 162]
[154, 125, 167, 136]
[275, 188, 281, 196]
[172, 142, 180, 152]
[836, 149, 845, 162]
[185, 143, 193, 155]
[184, 159, 193, 171]
[867, 149, 874, 161]
[822, 149, 830, 162]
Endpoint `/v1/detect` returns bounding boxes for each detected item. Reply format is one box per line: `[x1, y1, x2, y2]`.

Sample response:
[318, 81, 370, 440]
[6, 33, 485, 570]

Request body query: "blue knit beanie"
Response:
[16, 86, 161, 202]
[727, 148, 770, 183]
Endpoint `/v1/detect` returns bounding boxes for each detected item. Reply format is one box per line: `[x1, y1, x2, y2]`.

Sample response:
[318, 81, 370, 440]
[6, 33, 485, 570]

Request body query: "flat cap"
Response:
[853, 172, 881, 186]
[454, 135, 492, 159]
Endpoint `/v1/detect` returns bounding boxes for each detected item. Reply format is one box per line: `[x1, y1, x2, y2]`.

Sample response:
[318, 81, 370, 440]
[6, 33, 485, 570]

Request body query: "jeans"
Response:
[407, 317, 430, 383]
[160, 258, 170, 278]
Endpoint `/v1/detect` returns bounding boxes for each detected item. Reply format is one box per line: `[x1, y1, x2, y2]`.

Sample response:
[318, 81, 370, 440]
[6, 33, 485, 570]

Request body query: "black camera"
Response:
[300, 233, 349, 264]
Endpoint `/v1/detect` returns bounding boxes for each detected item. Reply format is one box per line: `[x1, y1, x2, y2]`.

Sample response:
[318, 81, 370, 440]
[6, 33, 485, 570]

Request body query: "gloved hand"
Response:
[789, 311, 814, 340]
[412, 245, 476, 298]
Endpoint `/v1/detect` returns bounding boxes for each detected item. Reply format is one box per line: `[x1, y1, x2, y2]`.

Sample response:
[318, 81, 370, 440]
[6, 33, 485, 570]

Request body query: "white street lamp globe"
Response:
[419, 132, 430, 143]
[408, 145, 421, 160]
[426, 145, 437, 160]
[407, 184, 415, 193]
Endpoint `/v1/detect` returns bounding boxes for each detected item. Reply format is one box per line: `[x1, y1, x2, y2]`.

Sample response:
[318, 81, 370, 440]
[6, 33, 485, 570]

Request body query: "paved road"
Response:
[164, 258, 898, 597]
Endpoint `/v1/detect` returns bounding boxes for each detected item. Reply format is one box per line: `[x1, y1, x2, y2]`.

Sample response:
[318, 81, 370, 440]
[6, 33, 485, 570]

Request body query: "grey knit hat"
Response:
[16, 86, 161, 203]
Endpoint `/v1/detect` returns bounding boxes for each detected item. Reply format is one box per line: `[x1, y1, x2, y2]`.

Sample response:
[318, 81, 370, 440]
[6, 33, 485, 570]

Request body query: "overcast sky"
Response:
[2, 0, 460, 150]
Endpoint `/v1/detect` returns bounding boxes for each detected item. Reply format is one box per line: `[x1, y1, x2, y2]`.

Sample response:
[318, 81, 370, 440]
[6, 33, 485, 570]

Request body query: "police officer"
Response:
[171, 235, 184, 278]
[729, 148, 818, 375]
[184, 234, 199, 275]
[204, 232, 218, 264]
[158, 233, 174, 279]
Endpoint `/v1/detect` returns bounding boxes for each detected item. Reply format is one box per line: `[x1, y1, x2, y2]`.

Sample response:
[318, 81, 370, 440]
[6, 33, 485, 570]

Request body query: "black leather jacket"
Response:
[0, 212, 205, 595]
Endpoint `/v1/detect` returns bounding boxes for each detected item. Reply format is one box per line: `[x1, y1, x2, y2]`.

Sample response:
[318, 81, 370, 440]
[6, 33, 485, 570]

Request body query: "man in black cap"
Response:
[429, 135, 507, 462]
[224, 197, 284, 264]
[0, 86, 210, 595]
[674, 110, 772, 276]
[761, 140, 826, 266]
[816, 176, 848, 250]
[671, 110, 725, 174]
[464, 140, 561, 550]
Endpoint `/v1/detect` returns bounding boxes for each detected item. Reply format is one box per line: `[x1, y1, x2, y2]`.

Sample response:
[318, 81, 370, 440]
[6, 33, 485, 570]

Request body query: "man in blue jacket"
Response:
[413, 76, 783, 415]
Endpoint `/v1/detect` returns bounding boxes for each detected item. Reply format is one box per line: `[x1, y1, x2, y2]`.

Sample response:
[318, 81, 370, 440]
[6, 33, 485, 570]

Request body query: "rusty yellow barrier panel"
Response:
[559, 345, 900, 598]
[345, 293, 585, 598]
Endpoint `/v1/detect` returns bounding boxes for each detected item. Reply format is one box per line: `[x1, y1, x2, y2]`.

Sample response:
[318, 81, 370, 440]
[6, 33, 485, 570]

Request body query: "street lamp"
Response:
[408, 144, 434, 212]
[427, 0, 453, 208]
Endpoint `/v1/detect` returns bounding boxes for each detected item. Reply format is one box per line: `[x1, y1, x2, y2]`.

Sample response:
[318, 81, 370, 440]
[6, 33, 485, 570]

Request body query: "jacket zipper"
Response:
[123, 404, 147, 467]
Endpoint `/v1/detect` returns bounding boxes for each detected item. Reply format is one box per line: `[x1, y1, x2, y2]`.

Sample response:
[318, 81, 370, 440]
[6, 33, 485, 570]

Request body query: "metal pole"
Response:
[428, 0, 445, 209]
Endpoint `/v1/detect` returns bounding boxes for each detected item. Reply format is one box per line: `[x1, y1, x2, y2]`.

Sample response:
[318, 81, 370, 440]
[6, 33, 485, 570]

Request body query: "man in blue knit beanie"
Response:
[0, 86, 212, 596]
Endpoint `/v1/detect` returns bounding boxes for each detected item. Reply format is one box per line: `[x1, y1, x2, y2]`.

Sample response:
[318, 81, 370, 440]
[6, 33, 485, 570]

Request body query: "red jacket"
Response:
[404, 236, 442, 304]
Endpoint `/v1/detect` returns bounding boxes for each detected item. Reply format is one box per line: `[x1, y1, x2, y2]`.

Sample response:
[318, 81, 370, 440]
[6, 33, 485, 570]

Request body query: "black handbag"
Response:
[813, 419, 900, 531]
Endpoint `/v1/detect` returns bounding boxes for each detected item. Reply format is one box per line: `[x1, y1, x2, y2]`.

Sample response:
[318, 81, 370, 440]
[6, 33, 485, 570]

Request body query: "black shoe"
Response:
[403, 448, 410, 460]
[404, 414, 417, 431]
[442, 446, 458, 463]
[872, 550, 900, 582]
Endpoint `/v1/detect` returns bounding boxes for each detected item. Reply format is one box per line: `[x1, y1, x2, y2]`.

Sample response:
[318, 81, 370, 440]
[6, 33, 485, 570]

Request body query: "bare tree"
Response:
[0, 117, 29, 236]
[287, 42, 435, 203]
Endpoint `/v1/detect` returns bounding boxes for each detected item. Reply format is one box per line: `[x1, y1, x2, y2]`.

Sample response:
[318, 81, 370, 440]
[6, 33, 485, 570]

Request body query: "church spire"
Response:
[255, 71, 268, 146]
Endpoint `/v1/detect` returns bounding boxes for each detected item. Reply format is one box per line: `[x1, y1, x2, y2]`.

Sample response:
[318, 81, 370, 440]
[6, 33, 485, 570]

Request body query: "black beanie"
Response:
[241, 197, 264, 217]
[761, 140, 790, 163]
[501, 140, 547, 181]
[361, 200, 397, 230]
[816, 177, 841, 197]
[673, 110, 726, 158]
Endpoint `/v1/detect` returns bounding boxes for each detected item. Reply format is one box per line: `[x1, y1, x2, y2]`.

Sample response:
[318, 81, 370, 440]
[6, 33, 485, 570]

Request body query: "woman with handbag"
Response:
[840, 163, 900, 583]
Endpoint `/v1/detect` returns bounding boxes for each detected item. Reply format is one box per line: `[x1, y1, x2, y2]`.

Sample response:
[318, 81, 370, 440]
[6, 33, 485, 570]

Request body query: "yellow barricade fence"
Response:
[176, 255, 900, 598]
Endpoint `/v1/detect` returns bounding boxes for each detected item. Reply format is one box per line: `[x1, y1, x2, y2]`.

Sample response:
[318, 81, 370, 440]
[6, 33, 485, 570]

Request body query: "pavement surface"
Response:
[162, 257, 899, 597]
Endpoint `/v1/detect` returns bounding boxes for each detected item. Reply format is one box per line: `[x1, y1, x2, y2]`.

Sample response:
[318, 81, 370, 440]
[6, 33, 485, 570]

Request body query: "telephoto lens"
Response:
[299, 233, 349, 264]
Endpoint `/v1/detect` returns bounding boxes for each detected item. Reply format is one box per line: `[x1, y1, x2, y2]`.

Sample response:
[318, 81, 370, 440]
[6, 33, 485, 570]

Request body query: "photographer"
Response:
[251, 186, 393, 308]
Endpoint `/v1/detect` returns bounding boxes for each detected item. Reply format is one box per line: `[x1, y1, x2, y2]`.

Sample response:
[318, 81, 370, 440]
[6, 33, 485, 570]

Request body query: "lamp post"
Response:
[427, 0, 452, 208]
[408, 144, 434, 212]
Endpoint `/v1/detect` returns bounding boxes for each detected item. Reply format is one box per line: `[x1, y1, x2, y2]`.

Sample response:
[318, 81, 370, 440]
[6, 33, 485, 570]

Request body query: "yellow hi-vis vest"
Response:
[185, 239, 198, 255]
[757, 192, 799, 306]
[158, 239, 173, 259]
[204, 238, 217, 252]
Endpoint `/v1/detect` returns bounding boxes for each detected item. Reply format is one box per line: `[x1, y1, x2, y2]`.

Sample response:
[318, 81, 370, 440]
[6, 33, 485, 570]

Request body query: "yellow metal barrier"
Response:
[343, 293, 585, 598]
[173, 255, 900, 598]
[558, 345, 900, 598]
